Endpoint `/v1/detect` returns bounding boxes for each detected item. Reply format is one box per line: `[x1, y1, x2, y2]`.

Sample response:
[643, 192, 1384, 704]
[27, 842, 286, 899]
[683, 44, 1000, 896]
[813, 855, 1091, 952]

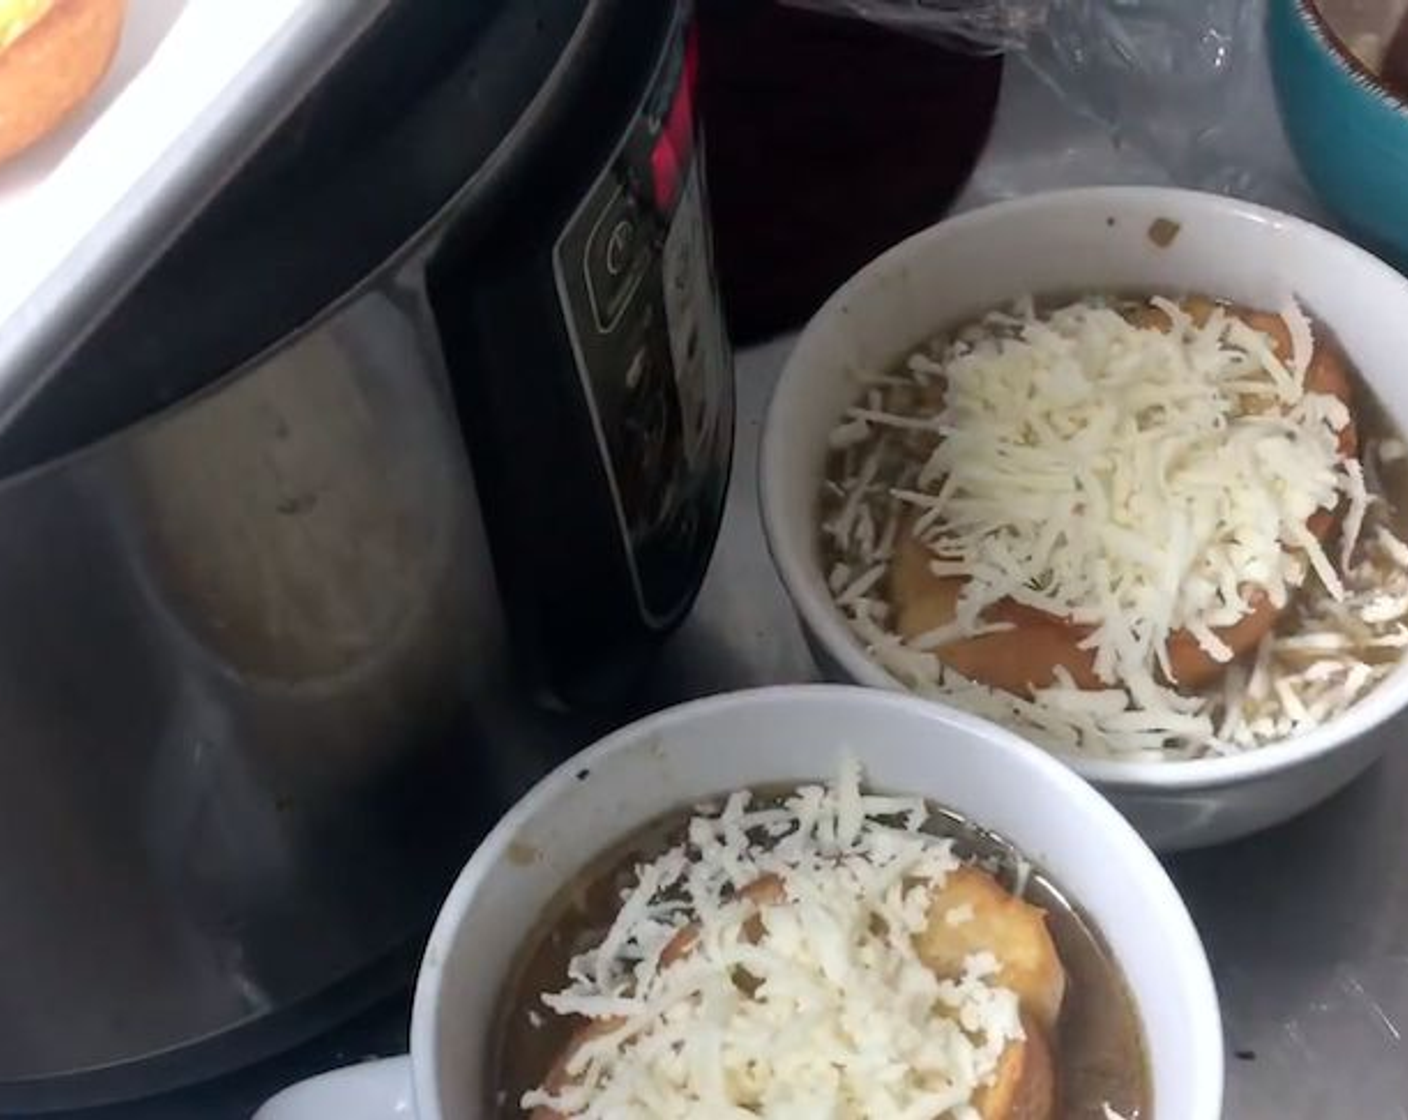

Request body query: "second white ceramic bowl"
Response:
[256, 685, 1223, 1120]
[760, 186, 1408, 850]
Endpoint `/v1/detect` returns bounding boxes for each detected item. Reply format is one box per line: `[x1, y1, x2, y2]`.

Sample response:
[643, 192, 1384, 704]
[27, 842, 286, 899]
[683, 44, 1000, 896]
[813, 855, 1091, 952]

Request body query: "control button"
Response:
[585, 185, 650, 333]
[605, 219, 635, 277]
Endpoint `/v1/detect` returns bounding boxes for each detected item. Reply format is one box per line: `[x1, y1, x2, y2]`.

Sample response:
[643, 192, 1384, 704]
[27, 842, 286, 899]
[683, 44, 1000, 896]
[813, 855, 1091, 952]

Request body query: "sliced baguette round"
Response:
[0, 0, 126, 165]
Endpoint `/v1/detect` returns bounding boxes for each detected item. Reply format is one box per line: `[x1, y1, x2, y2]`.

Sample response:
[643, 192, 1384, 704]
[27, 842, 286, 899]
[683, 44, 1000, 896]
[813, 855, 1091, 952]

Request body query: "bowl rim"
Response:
[411, 683, 1225, 1118]
[1284, 0, 1408, 118]
[759, 183, 1408, 792]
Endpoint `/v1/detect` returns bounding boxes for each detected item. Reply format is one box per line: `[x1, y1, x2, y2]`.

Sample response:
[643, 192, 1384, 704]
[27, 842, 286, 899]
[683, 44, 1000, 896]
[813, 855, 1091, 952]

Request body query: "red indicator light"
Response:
[650, 23, 700, 213]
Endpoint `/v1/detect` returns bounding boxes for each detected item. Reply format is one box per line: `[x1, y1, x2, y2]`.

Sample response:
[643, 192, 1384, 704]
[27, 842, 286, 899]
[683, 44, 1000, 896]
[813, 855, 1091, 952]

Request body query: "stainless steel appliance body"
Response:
[0, 0, 732, 1110]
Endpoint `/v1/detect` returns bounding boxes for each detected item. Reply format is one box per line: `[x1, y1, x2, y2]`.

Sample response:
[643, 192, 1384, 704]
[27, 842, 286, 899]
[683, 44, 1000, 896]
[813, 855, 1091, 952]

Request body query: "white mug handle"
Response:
[253, 1055, 414, 1120]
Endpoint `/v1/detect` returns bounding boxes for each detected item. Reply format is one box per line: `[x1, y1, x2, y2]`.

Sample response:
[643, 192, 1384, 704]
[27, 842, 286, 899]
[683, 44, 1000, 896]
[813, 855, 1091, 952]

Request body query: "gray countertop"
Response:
[50, 46, 1408, 1120]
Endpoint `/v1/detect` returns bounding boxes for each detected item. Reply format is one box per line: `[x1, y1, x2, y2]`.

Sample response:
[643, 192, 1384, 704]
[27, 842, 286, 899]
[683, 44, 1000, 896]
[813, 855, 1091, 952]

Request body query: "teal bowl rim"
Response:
[1286, 0, 1408, 117]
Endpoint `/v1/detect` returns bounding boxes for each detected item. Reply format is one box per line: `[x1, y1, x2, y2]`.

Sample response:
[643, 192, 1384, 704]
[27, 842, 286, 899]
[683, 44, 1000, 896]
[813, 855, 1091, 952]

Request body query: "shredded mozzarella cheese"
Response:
[522, 763, 1024, 1118]
[919, 298, 1342, 691]
[821, 295, 1399, 758]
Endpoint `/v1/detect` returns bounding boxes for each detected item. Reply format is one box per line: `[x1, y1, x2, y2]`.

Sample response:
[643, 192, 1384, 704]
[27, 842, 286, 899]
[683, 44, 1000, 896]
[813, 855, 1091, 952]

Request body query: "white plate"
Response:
[0, 0, 387, 427]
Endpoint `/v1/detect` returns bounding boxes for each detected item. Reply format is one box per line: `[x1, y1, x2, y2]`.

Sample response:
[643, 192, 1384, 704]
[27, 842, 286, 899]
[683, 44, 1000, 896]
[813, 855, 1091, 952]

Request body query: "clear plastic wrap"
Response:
[779, 0, 1298, 204]
[777, 0, 1051, 52]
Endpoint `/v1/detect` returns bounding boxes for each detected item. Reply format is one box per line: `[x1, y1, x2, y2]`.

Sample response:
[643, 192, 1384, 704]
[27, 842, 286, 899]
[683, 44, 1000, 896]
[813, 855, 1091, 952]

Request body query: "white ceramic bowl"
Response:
[255, 685, 1223, 1120]
[760, 186, 1408, 851]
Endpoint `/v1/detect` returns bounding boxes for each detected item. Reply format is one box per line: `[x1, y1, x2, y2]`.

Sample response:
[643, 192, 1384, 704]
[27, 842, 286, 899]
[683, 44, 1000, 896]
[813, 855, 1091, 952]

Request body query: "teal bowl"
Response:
[1269, 0, 1408, 268]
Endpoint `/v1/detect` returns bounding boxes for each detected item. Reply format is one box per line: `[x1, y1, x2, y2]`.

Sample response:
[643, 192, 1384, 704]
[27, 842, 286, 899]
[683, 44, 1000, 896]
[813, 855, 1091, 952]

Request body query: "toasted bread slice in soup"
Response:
[975, 1011, 1057, 1120]
[532, 868, 1064, 1120]
[915, 866, 1066, 1033]
[530, 876, 786, 1120]
[891, 296, 1356, 697]
[917, 866, 1064, 1120]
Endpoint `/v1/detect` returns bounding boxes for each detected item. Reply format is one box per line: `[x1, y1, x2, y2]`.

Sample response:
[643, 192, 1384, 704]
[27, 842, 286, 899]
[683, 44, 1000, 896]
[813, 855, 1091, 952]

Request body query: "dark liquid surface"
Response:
[490, 789, 1152, 1119]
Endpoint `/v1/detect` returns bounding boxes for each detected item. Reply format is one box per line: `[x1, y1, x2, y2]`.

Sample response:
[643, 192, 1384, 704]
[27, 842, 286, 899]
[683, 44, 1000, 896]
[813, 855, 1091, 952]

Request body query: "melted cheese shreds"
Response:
[1378, 438, 1408, 463]
[1280, 296, 1315, 384]
[821, 294, 1397, 759]
[522, 765, 1024, 1118]
[1340, 457, 1369, 573]
[909, 299, 1348, 738]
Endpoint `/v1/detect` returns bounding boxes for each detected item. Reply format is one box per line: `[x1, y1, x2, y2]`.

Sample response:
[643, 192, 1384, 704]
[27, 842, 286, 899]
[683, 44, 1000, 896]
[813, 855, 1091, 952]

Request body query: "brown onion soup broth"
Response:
[490, 789, 1151, 1118]
[819, 294, 1408, 714]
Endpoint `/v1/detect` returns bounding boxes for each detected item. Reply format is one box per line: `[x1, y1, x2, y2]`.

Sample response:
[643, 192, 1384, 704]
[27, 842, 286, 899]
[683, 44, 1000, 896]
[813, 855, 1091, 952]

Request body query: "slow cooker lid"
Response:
[0, 0, 592, 480]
